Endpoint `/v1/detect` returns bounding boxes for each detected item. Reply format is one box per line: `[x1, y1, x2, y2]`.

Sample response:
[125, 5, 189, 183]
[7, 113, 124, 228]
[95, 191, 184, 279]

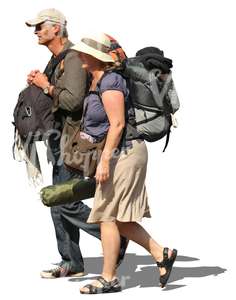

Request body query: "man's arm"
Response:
[31, 51, 87, 112]
[53, 51, 87, 112]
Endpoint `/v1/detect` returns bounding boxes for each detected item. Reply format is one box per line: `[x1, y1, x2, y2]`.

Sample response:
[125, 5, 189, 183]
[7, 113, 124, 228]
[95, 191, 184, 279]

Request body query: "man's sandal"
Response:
[80, 276, 122, 294]
[156, 247, 177, 288]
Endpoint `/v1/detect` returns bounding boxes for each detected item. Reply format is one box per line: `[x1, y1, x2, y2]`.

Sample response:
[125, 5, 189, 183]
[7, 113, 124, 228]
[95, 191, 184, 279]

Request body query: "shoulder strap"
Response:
[80, 97, 89, 130]
[80, 72, 111, 130]
[43, 49, 70, 81]
[96, 71, 111, 93]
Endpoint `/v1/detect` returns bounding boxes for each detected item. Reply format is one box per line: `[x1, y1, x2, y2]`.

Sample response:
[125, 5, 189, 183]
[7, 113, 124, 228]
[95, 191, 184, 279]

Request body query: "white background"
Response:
[0, 0, 235, 299]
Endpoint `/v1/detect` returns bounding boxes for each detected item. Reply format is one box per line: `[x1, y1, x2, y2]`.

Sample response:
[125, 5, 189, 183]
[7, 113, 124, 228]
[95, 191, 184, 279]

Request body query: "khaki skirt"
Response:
[87, 140, 151, 223]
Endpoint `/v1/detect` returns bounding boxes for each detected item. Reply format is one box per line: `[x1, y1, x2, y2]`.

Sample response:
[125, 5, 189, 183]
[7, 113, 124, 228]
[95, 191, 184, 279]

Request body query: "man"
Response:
[25, 8, 127, 278]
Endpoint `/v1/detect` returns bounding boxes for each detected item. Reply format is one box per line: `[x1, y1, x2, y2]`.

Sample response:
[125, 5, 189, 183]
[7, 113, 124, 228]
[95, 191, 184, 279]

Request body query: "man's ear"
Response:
[53, 24, 61, 35]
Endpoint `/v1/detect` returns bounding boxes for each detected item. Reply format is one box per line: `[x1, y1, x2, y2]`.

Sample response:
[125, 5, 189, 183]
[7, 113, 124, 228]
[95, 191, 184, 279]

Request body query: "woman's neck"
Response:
[91, 70, 104, 81]
[89, 70, 104, 90]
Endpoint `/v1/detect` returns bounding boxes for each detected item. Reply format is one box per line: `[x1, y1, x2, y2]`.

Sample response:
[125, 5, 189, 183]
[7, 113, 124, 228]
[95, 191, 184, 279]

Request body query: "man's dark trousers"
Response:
[51, 162, 101, 272]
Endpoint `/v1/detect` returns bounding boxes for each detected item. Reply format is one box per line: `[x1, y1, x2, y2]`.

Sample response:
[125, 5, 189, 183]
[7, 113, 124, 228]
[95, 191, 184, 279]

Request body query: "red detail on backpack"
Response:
[105, 34, 127, 63]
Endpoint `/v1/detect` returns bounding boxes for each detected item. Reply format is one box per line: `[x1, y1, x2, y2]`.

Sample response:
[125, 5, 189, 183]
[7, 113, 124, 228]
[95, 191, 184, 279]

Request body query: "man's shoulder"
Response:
[64, 49, 81, 64]
[61, 40, 79, 60]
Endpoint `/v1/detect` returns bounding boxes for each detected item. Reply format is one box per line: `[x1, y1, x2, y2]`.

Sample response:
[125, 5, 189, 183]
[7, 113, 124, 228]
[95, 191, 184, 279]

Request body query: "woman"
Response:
[71, 33, 177, 294]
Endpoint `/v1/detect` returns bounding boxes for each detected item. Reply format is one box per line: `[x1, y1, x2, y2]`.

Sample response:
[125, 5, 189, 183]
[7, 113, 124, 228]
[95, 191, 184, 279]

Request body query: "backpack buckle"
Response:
[25, 106, 32, 117]
[171, 113, 178, 128]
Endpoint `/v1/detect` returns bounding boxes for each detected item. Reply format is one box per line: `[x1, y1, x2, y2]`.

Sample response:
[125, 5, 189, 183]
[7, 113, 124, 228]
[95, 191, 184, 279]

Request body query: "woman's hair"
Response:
[102, 60, 123, 72]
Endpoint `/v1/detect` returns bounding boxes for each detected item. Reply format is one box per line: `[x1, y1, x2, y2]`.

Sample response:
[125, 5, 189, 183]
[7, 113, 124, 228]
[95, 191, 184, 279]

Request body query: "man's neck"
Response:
[47, 37, 68, 56]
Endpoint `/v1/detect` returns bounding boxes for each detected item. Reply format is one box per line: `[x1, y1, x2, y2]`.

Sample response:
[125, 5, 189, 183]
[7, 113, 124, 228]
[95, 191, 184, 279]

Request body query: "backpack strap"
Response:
[48, 49, 71, 114]
[149, 69, 173, 110]
[162, 127, 171, 152]
[80, 72, 109, 132]
[43, 49, 70, 82]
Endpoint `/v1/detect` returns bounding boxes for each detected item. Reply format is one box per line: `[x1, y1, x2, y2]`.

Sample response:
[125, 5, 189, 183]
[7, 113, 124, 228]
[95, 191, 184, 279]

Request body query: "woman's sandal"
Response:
[156, 247, 178, 288]
[80, 276, 122, 294]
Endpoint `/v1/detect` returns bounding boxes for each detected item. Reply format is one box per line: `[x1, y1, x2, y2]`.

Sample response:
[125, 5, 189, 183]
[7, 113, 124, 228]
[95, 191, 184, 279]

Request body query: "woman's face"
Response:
[78, 52, 102, 71]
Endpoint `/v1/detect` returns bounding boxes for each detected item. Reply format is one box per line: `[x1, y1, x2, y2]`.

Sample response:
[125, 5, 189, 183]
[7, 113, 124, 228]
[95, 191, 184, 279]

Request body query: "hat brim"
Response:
[25, 17, 47, 27]
[71, 41, 114, 63]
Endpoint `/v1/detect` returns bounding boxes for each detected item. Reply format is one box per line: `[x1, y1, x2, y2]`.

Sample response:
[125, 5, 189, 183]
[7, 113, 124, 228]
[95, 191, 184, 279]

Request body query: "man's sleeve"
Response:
[53, 51, 87, 112]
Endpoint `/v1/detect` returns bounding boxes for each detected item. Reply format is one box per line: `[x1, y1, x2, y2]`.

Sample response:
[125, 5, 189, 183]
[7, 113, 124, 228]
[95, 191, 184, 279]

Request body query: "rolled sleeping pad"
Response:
[40, 177, 96, 207]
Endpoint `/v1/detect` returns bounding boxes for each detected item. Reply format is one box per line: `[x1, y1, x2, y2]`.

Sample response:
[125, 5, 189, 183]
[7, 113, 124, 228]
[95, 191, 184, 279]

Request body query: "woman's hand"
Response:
[95, 158, 110, 184]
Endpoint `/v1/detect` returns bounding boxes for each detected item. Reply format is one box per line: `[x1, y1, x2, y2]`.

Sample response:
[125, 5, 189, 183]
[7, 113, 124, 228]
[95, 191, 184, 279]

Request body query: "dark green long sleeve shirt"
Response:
[51, 40, 87, 122]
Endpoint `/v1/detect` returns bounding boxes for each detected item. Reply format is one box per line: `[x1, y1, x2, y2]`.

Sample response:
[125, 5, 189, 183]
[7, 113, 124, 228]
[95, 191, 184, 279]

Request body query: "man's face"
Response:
[34, 22, 57, 45]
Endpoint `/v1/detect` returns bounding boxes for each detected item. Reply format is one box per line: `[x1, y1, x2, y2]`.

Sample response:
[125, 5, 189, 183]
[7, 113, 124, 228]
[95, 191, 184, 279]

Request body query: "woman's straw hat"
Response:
[71, 33, 115, 62]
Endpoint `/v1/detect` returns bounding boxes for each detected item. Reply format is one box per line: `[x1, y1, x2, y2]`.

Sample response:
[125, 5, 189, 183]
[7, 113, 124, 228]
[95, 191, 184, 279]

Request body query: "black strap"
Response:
[156, 247, 169, 267]
[149, 69, 173, 111]
[163, 247, 169, 259]
[163, 124, 171, 152]
[43, 49, 70, 82]
[135, 112, 161, 126]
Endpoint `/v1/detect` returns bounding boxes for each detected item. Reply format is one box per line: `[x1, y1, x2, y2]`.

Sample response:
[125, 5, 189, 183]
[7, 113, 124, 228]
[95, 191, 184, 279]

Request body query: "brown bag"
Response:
[63, 126, 106, 177]
[63, 83, 107, 177]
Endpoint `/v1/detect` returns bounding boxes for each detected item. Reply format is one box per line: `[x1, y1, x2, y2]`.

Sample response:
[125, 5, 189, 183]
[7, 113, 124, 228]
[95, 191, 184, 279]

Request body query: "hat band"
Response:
[42, 17, 67, 25]
[81, 38, 110, 54]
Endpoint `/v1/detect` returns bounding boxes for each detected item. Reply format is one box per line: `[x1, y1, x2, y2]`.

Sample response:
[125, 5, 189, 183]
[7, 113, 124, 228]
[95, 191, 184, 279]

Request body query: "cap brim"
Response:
[71, 42, 114, 63]
[25, 17, 47, 27]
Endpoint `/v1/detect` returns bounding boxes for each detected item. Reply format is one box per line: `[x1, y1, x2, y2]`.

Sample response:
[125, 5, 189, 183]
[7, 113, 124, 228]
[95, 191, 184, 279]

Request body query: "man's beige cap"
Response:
[25, 8, 67, 27]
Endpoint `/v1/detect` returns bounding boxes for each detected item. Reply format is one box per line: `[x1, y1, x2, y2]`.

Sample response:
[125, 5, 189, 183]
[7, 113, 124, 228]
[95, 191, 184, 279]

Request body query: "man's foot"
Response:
[40, 266, 85, 279]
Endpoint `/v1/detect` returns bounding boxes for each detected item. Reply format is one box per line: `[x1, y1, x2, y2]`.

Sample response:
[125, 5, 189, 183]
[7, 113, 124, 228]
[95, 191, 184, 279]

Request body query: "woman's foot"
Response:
[156, 247, 177, 288]
[80, 276, 121, 294]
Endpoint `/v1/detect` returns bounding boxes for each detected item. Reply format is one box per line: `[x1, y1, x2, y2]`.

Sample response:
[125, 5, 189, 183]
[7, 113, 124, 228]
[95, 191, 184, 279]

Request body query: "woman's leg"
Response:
[80, 221, 120, 293]
[101, 221, 120, 280]
[116, 221, 172, 276]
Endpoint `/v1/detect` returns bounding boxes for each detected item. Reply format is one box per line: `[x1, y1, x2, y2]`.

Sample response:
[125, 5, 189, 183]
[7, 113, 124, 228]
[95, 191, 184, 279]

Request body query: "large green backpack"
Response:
[123, 51, 180, 151]
[108, 39, 180, 151]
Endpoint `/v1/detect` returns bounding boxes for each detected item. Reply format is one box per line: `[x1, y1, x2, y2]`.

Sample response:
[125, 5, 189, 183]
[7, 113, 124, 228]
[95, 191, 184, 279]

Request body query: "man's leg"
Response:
[60, 200, 128, 268]
[40, 164, 85, 278]
[50, 205, 71, 263]
[59, 199, 100, 270]
[44, 163, 128, 276]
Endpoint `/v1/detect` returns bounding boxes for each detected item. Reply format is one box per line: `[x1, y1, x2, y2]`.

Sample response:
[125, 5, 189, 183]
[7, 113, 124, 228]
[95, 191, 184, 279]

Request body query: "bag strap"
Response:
[80, 96, 90, 130]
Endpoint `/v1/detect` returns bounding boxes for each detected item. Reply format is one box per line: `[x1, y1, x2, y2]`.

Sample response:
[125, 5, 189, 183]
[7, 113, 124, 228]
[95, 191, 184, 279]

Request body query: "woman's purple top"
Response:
[82, 72, 130, 142]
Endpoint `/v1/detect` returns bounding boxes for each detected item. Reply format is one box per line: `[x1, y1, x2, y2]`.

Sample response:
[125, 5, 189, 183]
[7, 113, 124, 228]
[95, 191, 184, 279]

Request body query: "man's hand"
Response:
[27, 69, 40, 85]
[31, 72, 50, 90]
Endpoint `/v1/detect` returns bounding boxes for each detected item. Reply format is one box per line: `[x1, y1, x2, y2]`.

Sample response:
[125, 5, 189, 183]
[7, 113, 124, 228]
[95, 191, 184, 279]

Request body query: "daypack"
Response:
[13, 49, 69, 140]
[13, 85, 54, 140]
[107, 38, 180, 151]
